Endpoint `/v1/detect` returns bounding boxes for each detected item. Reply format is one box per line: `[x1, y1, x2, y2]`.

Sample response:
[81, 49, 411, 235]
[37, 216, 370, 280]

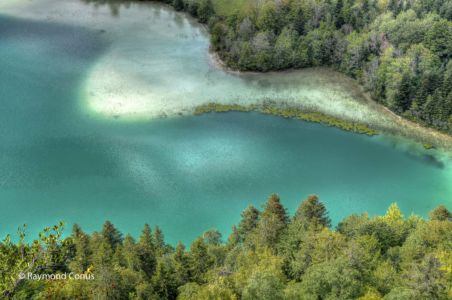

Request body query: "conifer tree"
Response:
[238, 205, 260, 242]
[69, 224, 90, 273]
[429, 205, 452, 221]
[335, 0, 344, 28]
[294, 195, 331, 229]
[173, 0, 184, 11]
[189, 237, 213, 283]
[257, 194, 288, 248]
[138, 224, 157, 277]
[174, 242, 190, 284]
[154, 226, 166, 257]
[101, 220, 123, 250]
[119, 234, 140, 271]
[197, 0, 214, 23]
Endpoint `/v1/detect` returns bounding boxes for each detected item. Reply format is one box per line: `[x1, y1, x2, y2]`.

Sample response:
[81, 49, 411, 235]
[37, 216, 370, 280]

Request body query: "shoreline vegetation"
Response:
[208, 48, 452, 152]
[1, 194, 451, 299]
[164, 0, 452, 150]
[207, 50, 452, 152]
[194, 102, 379, 136]
[77, 0, 452, 153]
[205, 0, 452, 135]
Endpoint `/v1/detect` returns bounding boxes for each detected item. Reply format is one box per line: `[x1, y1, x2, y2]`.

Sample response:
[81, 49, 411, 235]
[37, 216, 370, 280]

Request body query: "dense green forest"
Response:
[1, 194, 451, 299]
[109, 0, 452, 134]
[81, 0, 452, 133]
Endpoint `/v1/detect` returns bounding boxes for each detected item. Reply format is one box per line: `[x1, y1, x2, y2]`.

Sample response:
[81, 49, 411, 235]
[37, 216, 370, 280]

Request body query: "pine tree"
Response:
[140, 224, 155, 248]
[119, 234, 140, 271]
[238, 205, 260, 242]
[335, 0, 344, 28]
[189, 237, 213, 283]
[394, 73, 413, 112]
[294, 195, 331, 229]
[429, 205, 452, 221]
[173, 0, 184, 12]
[138, 224, 157, 278]
[152, 257, 179, 300]
[154, 226, 166, 257]
[101, 220, 123, 250]
[257, 194, 288, 248]
[69, 224, 91, 273]
[174, 242, 190, 284]
[197, 0, 214, 24]
[293, 7, 305, 34]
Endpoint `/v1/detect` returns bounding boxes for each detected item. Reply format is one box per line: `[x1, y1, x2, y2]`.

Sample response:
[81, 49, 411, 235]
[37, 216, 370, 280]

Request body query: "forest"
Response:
[137, 0, 452, 134]
[1, 194, 451, 299]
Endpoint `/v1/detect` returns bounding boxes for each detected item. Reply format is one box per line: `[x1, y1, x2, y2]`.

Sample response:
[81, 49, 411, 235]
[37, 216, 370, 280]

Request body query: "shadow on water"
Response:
[0, 14, 111, 138]
[401, 148, 445, 169]
[377, 134, 448, 169]
[0, 14, 110, 59]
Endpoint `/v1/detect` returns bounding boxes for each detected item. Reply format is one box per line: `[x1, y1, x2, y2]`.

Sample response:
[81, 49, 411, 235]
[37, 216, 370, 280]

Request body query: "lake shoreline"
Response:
[207, 50, 452, 153]
[194, 102, 379, 136]
[7, 0, 450, 154]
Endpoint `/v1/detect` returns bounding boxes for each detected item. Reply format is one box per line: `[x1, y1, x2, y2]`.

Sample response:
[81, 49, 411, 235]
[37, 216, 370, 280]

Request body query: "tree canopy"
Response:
[150, 0, 452, 134]
[1, 196, 451, 299]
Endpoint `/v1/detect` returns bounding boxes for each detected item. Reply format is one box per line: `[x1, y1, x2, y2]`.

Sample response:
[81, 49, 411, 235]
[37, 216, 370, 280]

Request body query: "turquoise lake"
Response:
[1, 0, 451, 245]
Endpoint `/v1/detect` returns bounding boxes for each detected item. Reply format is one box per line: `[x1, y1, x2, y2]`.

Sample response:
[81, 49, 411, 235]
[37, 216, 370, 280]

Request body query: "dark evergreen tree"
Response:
[152, 257, 179, 300]
[197, 0, 214, 23]
[154, 226, 166, 257]
[70, 224, 91, 273]
[101, 220, 123, 250]
[237, 205, 260, 242]
[188, 237, 213, 283]
[257, 194, 288, 248]
[335, 0, 344, 28]
[174, 242, 190, 284]
[293, 7, 305, 34]
[294, 195, 331, 229]
[173, 0, 184, 11]
[138, 224, 157, 278]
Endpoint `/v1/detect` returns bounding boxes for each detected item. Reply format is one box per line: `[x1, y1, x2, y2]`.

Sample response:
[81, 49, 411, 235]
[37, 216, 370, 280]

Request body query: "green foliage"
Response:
[188, 237, 214, 283]
[430, 205, 452, 221]
[256, 194, 288, 249]
[86, 0, 452, 134]
[102, 220, 123, 250]
[197, 0, 214, 23]
[194, 102, 379, 136]
[150, 0, 452, 134]
[137, 224, 157, 278]
[237, 205, 260, 244]
[242, 271, 284, 300]
[294, 194, 331, 229]
[1, 198, 451, 299]
[173, 0, 184, 11]
[0, 222, 65, 298]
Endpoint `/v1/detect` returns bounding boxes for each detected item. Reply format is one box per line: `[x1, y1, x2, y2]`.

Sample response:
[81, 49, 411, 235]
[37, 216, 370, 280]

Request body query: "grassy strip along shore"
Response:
[194, 102, 379, 136]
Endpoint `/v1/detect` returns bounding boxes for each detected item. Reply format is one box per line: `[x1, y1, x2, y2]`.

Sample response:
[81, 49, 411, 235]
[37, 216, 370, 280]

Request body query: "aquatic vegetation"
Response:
[4, 0, 444, 149]
[195, 102, 379, 136]
[423, 143, 435, 150]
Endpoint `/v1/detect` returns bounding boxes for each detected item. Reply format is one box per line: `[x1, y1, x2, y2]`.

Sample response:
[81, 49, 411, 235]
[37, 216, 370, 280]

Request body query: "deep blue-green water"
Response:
[0, 3, 451, 245]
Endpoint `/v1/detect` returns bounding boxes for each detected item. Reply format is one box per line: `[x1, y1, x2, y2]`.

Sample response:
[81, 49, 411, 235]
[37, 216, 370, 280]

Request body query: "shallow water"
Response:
[0, 0, 395, 123]
[0, 0, 451, 244]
